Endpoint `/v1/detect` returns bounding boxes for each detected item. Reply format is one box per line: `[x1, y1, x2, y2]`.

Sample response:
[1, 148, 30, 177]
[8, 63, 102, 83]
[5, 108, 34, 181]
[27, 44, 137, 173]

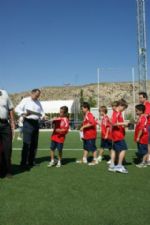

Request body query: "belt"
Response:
[0, 118, 8, 123]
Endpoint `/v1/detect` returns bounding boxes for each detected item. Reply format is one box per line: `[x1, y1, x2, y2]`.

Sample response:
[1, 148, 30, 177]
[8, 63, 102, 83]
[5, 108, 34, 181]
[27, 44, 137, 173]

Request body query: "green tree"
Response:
[88, 96, 97, 107]
[80, 89, 84, 106]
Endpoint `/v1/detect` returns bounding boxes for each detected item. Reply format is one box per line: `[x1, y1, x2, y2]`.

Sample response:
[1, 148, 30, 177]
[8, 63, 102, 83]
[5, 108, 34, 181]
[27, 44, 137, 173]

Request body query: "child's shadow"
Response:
[36, 156, 50, 164]
[35, 156, 76, 166]
[62, 157, 76, 165]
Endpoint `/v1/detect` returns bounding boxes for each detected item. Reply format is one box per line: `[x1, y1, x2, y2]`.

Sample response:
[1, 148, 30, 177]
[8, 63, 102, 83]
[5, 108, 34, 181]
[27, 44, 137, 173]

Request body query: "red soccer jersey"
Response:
[144, 101, 150, 125]
[101, 115, 112, 140]
[51, 117, 69, 143]
[82, 111, 97, 140]
[111, 110, 125, 142]
[134, 114, 148, 144]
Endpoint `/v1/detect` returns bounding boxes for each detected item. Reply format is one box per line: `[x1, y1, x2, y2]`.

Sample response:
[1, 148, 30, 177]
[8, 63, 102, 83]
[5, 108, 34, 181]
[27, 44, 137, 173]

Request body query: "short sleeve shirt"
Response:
[51, 117, 69, 143]
[134, 114, 148, 144]
[0, 89, 14, 119]
[82, 112, 97, 140]
[101, 115, 112, 139]
[111, 110, 125, 142]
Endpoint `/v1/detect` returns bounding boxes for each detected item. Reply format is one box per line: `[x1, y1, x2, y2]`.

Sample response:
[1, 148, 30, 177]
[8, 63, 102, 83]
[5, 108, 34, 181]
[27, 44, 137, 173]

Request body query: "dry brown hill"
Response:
[10, 81, 150, 114]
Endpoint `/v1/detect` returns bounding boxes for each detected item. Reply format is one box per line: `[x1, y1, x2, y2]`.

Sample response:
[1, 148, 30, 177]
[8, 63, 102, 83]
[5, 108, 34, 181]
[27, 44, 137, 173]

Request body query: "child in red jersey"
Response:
[134, 104, 149, 168]
[76, 102, 97, 166]
[109, 99, 129, 174]
[139, 92, 150, 163]
[111, 101, 119, 112]
[47, 106, 69, 168]
[97, 106, 112, 163]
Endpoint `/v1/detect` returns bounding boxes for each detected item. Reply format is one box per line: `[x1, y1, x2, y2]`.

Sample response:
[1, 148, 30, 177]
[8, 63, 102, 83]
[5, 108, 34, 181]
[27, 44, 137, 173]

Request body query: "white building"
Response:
[40, 100, 80, 114]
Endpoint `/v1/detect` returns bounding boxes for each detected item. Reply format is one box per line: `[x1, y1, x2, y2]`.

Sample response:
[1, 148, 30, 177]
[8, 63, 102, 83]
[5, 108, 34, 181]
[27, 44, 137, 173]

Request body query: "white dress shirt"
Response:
[0, 89, 14, 119]
[15, 97, 44, 120]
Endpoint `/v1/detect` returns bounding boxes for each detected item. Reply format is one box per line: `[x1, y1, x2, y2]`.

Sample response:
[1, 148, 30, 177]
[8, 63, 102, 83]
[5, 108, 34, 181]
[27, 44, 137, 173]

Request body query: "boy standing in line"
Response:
[48, 106, 69, 168]
[109, 99, 129, 174]
[97, 106, 112, 164]
[139, 92, 150, 163]
[134, 104, 149, 168]
[76, 102, 97, 166]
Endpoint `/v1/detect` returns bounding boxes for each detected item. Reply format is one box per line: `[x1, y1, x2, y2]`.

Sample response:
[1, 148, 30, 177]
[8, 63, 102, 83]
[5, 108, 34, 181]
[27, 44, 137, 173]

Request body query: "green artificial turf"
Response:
[0, 131, 150, 225]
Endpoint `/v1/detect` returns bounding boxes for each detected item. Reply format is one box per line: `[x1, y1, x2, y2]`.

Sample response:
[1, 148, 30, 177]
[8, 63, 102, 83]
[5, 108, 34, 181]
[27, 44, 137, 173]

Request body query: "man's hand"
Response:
[22, 111, 31, 117]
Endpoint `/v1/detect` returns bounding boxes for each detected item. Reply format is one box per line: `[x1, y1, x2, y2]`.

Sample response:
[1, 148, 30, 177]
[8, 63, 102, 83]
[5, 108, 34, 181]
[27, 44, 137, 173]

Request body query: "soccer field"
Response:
[0, 131, 150, 225]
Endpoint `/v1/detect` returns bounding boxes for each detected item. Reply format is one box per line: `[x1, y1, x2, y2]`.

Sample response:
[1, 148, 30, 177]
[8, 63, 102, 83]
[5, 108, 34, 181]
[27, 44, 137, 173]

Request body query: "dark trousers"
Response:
[21, 119, 39, 166]
[0, 122, 12, 174]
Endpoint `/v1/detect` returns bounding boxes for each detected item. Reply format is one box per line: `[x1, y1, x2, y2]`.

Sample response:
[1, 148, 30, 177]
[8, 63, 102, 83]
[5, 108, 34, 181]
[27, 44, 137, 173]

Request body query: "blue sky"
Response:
[0, 0, 149, 93]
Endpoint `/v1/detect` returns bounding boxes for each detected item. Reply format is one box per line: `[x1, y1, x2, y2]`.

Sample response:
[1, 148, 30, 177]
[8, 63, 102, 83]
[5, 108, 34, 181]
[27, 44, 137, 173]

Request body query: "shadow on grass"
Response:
[133, 152, 143, 165]
[12, 164, 31, 176]
[35, 156, 50, 164]
[35, 156, 76, 166]
[62, 157, 76, 165]
[0, 164, 31, 178]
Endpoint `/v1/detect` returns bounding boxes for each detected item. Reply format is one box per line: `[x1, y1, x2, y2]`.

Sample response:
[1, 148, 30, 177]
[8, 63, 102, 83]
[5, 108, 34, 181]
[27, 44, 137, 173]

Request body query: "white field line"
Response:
[13, 148, 137, 151]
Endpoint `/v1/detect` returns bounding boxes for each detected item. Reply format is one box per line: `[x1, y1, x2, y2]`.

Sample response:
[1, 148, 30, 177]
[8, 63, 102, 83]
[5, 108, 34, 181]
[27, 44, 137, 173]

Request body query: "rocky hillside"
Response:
[10, 81, 150, 114]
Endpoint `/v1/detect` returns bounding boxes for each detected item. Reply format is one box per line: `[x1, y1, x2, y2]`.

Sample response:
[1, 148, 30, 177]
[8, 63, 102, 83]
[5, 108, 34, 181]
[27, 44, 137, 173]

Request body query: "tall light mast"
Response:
[137, 0, 148, 91]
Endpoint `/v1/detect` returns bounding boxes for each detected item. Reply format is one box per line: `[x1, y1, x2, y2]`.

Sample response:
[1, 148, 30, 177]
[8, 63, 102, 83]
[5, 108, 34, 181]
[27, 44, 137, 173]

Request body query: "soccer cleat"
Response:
[107, 160, 111, 165]
[76, 159, 87, 164]
[56, 162, 62, 168]
[115, 165, 128, 174]
[17, 137, 22, 141]
[108, 165, 116, 172]
[47, 161, 55, 167]
[88, 160, 98, 166]
[97, 156, 102, 163]
[136, 162, 147, 168]
[146, 161, 150, 166]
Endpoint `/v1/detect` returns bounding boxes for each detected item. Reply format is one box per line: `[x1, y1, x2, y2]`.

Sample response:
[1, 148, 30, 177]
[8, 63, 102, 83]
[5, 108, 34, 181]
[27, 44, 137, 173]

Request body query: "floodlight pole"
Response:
[97, 67, 100, 119]
[132, 67, 136, 120]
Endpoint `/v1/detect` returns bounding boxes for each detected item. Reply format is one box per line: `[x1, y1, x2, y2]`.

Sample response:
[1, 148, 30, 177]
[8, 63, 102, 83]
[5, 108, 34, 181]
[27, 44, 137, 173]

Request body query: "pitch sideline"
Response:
[13, 148, 137, 151]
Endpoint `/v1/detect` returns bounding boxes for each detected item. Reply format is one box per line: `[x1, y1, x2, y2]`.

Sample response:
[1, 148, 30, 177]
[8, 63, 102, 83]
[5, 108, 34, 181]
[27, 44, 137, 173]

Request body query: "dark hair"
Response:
[82, 102, 90, 110]
[135, 104, 145, 113]
[31, 89, 41, 94]
[139, 92, 148, 100]
[111, 101, 119, 107]
[60, 106, 68, 116]
[99, 106, 107, 114]
[118, 99, 128, 109]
